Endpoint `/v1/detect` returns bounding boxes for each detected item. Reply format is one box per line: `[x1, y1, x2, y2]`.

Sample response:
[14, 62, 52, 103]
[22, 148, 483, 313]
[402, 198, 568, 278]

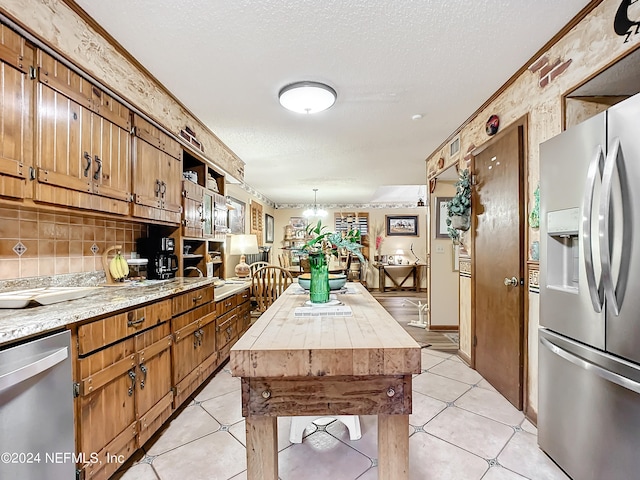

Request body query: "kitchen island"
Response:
[230, 282, 421, 480]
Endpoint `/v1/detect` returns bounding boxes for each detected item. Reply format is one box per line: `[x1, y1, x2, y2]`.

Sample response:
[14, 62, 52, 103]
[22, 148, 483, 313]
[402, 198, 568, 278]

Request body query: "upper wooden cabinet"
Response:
[34, 51, 131, 215]
[131, 114, 182, 225]
[0, 26, 34, 200]
[182, 179, 204, 238]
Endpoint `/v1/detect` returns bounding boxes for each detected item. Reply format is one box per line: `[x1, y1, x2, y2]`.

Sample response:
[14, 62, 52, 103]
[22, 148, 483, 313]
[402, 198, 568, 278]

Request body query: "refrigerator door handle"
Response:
[541, 336, 640, 395]
[599, 138, 621, 316]
[582, 144, 604, 313]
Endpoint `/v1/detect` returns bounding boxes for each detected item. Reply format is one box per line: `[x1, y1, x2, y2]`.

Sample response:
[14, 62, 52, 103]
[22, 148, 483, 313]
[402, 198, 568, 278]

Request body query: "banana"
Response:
[109, 252, 129, 281]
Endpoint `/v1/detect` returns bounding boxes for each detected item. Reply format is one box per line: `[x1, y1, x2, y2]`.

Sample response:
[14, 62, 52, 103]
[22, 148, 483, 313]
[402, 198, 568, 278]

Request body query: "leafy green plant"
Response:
[446, 169, 472, 241]
[302, 220, 365, 262]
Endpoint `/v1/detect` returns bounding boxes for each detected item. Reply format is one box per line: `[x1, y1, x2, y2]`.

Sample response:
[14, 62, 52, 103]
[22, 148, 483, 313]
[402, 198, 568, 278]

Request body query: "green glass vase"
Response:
[309, 253, 330, 304]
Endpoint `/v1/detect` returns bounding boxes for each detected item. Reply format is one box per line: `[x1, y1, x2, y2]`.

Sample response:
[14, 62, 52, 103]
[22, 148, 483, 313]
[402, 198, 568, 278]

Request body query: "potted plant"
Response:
[446, 169, 472, 242]
[302, 220, 364, 303]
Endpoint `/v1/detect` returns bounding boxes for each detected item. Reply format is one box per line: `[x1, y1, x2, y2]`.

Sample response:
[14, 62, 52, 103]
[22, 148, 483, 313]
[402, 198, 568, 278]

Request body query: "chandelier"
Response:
[303, 189, 327, 218]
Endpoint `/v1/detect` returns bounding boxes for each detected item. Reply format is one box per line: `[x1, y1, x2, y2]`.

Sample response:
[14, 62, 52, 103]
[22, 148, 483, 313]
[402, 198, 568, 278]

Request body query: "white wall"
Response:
[429, 182, 459, 327]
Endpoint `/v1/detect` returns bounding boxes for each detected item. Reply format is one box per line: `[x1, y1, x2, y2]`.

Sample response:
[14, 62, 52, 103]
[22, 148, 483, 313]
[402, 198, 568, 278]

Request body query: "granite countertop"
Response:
[0, 277, 251, 347]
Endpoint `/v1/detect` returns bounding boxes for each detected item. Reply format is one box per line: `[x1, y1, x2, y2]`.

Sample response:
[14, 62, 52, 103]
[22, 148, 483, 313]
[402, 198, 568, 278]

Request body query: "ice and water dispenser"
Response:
[545, 207, 581, 293]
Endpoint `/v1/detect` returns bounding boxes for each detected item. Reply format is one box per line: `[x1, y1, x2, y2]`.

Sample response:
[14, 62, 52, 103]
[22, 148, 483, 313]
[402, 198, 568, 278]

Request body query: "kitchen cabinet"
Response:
[35, 51, 131, 215]
[215, 288, 251, 360]
[131, 114, 182, 224]
[74, 299, 172, 480]
[0, 26, 34, 200]
[182, 179, 204, 238]
[170, 285, 216, 406]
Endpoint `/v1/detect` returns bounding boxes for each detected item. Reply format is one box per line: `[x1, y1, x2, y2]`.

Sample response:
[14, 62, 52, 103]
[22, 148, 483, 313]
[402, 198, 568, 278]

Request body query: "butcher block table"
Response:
[230, 282, 421, 480]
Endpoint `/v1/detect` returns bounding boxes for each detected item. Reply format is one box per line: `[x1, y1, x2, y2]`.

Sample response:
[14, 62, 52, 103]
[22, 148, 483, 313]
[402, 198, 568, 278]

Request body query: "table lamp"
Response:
[229, 234, 259, 278]
[395, 249, 405, 265]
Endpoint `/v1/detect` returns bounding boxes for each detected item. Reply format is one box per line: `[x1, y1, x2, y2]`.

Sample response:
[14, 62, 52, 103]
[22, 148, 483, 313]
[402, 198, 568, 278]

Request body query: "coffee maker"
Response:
[138, 237, 179, 279]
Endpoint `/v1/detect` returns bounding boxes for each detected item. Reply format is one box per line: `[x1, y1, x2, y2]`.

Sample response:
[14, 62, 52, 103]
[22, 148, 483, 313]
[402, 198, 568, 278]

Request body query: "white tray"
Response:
[0, 287, 98, 309]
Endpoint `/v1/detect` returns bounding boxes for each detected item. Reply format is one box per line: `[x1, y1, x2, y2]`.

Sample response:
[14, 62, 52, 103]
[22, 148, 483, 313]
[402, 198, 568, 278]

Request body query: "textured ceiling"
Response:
[73, 0, 592, 206]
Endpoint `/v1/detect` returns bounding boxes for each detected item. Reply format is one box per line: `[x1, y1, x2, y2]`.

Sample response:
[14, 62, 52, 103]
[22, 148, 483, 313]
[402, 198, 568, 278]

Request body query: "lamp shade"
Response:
[395, 249, 405, 256]
[229, 234, 259, 255]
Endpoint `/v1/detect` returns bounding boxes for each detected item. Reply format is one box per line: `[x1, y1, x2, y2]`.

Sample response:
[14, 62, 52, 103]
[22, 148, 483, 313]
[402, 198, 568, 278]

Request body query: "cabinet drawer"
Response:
[78, 300, 171, 356]
[216, 295, 237, 316]
[215, 311, 237, 352]
[173, 286, 214, 317]
[235, 288, 251, 305]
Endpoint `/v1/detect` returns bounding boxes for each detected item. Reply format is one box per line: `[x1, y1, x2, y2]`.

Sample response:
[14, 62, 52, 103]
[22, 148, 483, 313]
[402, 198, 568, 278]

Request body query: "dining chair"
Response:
[248, 261, 269, 277]
[251, 265, 294, 314]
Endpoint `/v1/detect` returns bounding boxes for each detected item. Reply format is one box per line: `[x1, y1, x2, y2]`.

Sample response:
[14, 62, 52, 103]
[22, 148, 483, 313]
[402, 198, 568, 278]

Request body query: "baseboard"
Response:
[429, 325, 458, 331]
[457, 350, 471, 365]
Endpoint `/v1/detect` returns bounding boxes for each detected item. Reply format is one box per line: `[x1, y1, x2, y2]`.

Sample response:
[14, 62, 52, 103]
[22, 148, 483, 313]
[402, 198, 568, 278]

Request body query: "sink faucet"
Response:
[184, 266, 204, 278]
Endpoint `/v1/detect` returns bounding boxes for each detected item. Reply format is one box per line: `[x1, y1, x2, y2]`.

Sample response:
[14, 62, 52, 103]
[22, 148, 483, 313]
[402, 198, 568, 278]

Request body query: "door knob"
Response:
[504, 276, 519, 287]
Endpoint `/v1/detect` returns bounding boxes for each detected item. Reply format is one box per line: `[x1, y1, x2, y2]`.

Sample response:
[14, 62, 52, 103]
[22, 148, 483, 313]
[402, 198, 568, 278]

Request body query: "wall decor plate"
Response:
[486, 114, 500, 136]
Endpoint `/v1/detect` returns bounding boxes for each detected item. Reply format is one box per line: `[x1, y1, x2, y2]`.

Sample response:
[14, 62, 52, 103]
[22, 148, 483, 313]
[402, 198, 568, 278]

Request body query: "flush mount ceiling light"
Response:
[278, 81, 337, 114]
[303, 188, 327, 218]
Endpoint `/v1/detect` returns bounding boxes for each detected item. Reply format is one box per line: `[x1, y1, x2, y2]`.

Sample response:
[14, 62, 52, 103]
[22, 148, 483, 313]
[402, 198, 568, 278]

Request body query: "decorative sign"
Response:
[614, 1, 640, 43]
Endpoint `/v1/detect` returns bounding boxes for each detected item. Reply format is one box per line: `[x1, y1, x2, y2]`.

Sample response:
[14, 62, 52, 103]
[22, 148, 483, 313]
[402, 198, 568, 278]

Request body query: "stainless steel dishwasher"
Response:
[0, 330, 75, 480]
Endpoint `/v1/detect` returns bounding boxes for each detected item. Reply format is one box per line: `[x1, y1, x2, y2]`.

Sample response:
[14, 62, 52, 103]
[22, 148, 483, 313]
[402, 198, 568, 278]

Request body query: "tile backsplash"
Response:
[0, 206, 148, 280]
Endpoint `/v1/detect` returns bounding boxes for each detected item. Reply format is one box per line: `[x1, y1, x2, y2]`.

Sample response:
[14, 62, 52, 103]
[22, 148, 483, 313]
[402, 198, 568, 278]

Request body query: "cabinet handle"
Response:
[83, 152, 92, 177]
[127, 369, 136, 397]
[160, 181, 167, 195]
[194, 330, 202, 348]
[139, 363, 147, 390]
[226, 326, 232, 341]
[193, 294, 203, 303]
[128, 316, 145, 327]
[93, 155, 102, 181]
[155, 179, 161, 197]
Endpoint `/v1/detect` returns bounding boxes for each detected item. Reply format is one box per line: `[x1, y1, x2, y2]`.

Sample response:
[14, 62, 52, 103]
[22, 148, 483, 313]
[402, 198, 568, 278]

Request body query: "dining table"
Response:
[230, 282, 421, 479]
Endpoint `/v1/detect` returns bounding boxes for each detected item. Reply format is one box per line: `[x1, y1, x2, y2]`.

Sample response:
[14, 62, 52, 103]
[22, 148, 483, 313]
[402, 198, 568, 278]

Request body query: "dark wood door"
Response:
[473, 123, 525, 409]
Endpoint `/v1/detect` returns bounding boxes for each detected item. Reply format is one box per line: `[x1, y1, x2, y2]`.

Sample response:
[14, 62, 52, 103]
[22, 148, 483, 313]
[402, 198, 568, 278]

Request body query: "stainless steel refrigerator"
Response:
[538, 92, 640, 480]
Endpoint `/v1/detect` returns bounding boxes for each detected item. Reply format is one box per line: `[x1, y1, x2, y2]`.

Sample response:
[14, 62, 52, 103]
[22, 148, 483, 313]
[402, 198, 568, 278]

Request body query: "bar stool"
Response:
[289, 415, 362, 443]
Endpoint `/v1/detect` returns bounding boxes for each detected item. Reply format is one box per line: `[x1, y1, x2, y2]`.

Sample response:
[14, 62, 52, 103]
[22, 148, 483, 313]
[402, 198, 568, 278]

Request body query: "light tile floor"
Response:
[114, 349, 569, 480]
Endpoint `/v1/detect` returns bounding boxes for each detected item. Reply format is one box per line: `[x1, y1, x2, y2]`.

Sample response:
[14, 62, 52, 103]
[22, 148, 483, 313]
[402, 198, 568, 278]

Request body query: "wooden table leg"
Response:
[245, 415, 278, 480]
[378, 414, 409, 480]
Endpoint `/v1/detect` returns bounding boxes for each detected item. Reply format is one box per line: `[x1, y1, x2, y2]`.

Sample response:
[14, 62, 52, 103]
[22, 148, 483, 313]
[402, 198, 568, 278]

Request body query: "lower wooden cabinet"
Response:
[76, 321, 173, 480]
[72, 285, 252, 480]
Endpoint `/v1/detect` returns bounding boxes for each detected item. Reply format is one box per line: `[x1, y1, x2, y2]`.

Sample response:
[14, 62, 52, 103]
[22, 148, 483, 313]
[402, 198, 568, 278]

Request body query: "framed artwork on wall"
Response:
[435, 197, 453, 239]
[227, 196, 246, 234]
[265, 214, 274, 243]
[386, 215, 419, 236]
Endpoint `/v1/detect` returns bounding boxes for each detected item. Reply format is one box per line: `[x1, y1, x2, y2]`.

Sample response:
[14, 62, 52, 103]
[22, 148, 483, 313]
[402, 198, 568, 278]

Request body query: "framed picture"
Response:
[289, 216, 306, 229]
[386, 215, 419, 236]
[227, 196, 246, 234]
[265, 213, 274, 243]
[435, 197, 453, 239]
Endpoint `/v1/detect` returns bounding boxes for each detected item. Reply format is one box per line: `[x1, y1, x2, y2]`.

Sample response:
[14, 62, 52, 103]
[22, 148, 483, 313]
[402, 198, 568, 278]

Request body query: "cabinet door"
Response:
[78, 338, 137, 479]
[132, 114, 182, 224]
[36, 83, 93, 208]
[89, 98, 131, 206]
[0, 28, 34, 200]
[36, 51, 131, 214]
[135, 323, 173, 446]
[182, 180, 204, 237]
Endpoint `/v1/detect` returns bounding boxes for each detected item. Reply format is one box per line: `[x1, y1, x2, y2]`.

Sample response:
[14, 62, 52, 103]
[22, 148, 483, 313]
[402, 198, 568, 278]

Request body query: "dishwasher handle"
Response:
[0, 346, 68, 391]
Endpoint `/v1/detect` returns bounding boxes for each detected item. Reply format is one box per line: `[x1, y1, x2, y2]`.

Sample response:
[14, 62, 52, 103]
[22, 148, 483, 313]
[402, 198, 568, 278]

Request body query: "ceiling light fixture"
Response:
[303, 188, 327, 218]
[278, 81, 337, 114]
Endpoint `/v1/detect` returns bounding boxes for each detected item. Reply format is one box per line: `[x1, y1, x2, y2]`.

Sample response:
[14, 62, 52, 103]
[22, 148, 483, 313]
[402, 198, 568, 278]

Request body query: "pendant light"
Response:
[303, 189, 327, 218]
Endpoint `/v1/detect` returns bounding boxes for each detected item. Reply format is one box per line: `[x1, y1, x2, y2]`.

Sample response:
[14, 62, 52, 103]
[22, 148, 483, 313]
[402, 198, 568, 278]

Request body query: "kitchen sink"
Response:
[0, 287, 98, 309]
